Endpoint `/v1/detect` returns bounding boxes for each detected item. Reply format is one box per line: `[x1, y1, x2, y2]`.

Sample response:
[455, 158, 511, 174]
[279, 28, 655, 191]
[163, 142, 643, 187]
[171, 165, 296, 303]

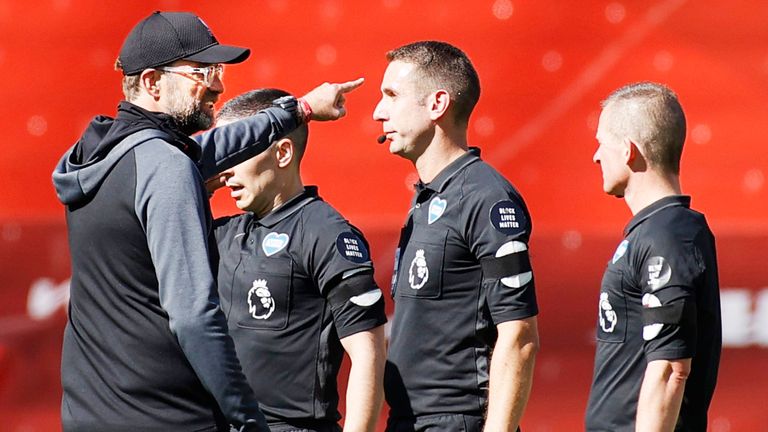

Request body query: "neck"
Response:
[254, 174, 304, 218]
[414, 126, 468, 183]
[623, 170, 682, 215]
[129, 94, 163, 113]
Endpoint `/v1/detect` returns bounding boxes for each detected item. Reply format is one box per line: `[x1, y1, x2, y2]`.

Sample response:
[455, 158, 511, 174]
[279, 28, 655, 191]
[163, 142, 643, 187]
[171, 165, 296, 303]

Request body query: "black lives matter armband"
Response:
[326, 271, 382, 310]
[641, 299, 697, 328]
[480, 247, 532, 280]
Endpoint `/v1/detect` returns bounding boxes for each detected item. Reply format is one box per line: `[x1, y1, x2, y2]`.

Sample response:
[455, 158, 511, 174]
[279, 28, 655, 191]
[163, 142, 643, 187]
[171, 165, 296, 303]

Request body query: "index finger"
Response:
[337, 77, 365, 93]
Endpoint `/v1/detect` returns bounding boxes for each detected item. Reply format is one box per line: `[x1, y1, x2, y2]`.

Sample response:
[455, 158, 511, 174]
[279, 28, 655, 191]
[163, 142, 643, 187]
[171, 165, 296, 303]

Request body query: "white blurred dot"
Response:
[253, 59, 277, 81]
[89, 48, 112, 68]
[691, 124, 712, 145]
[321, 0, 342, 20]
[27, 115, 48, 137]
[743, 169, 764, 193]
[586, 110, 600, 131]
[382, 0, 402, 8]
[653, 50, 674, 72]
[473, 116, 495, 137]
[316, 44, 337, 66]
[542, 50, 563, 72]
[605, 2, 626, 24]
[492, 0, 514, 20]
[710, 417, 731, 432]
[53, 0, 71, 11]
[404, 172, 420, 191]
[268, 0, 289, 12]
[2, 223, 22, 242]
[562, 230, 582, 250]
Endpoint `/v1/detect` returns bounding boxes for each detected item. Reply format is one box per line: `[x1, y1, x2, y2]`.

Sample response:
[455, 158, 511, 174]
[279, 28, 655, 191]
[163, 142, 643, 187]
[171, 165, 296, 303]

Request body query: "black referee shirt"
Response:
[213, 186, 387, 424]
[385, 148, 539, 419]
[586, 195, 721, 431]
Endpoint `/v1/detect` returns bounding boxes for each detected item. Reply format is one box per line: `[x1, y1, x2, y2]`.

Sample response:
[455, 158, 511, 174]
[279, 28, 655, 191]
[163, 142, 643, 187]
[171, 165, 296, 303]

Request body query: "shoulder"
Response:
[213, 213, 249, 235]
[298, 198, 372, 264]
[133, 137, 198, 177]
[460, 160, 526, 204]
[637, 206, 709, 250]
[298, 198, 366, 239]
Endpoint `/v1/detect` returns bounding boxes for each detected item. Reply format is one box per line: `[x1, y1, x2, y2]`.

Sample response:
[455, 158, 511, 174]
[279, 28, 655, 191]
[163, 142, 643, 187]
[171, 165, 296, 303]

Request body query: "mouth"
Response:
[226, 183, 243, 199]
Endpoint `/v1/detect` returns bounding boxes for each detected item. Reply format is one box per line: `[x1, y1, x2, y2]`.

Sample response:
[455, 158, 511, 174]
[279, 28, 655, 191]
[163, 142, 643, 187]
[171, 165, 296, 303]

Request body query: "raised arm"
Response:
[196, 78, 365, 180]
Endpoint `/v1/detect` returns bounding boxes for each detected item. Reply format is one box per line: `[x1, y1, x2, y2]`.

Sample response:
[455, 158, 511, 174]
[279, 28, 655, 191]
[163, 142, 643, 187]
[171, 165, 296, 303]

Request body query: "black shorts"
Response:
[385, 414, 484, 432]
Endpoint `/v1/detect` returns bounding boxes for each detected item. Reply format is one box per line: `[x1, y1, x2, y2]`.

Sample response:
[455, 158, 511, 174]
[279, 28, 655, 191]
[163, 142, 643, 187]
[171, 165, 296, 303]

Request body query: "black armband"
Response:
[326, 270, 381, 309]
[642, 299, 697, 328]
[480, 251, 532, 279]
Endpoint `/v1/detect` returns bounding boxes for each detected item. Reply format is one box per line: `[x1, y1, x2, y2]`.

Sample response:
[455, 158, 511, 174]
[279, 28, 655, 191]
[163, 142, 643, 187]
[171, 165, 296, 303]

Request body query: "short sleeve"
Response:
[462, 182, 538, 324]
[636, 236, 704, 361]
[301, 206, 385, 337]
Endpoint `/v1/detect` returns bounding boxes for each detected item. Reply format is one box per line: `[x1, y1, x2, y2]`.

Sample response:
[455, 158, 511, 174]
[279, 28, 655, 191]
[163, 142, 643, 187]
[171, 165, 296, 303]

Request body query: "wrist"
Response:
[297, 97, 312, 123]
[272, 95, 307, 125]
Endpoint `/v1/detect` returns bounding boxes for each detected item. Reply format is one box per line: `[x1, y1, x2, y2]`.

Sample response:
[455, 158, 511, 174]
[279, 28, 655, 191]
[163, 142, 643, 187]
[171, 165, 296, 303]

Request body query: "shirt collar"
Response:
[415, 147, 481, 194]
[624, 195, 691, 236]
[254, 186, 319, 228]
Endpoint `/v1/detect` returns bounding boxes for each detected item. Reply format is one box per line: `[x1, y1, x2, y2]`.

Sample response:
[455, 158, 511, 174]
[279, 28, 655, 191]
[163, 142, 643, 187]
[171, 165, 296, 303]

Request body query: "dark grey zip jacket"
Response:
[52, 101, 297, 432]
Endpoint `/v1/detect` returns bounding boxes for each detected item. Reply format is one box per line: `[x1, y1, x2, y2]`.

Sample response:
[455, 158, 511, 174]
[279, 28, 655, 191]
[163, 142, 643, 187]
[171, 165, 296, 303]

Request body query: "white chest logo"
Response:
[599, 292, 618, 333]
[247, 279, 275, 319]
[428, 197, 447, 224]
[408, 249, 429, 290]
[262, 232, 289, 256]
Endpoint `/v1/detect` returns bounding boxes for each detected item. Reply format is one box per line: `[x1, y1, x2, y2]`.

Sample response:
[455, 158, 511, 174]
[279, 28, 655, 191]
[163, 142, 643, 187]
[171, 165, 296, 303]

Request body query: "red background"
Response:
[1, 1, 766, 430]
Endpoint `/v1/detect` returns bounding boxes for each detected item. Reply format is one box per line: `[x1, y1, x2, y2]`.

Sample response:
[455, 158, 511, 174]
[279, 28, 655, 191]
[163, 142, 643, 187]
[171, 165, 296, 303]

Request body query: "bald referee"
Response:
[586, 82, 721, 431]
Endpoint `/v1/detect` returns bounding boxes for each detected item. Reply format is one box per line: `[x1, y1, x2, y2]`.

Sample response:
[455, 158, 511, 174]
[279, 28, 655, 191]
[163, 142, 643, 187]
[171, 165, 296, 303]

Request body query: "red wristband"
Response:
[297, 97, 313, 123]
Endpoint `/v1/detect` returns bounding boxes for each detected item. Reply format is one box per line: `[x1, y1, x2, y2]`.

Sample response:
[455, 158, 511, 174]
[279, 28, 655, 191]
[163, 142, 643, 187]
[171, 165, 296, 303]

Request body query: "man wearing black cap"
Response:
[52, 11, 363, 432]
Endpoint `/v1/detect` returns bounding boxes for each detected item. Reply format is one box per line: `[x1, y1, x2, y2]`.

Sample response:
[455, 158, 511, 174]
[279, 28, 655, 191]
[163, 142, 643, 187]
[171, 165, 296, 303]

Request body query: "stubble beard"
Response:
[165, 78, 215, 135]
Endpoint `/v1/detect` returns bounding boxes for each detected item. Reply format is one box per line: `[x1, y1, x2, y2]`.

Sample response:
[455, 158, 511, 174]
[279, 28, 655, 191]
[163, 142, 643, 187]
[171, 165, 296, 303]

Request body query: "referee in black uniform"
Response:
[373, 41, 539, 432]
[208, 89, 387, 432]
[586, 82, 721, 431]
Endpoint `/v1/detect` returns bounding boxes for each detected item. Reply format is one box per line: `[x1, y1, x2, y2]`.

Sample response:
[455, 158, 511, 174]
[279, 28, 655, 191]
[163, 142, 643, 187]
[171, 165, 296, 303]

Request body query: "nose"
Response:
[592, 147, 601, 164]
[372, 98, 387, 121]
[209, 74, 224, 93]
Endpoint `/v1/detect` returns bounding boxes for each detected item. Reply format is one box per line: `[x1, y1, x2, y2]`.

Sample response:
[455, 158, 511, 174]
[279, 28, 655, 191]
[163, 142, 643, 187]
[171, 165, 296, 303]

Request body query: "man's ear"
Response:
[140, 69, 162, 99]
[622, 137, 637, 165]
[428, 89, 451, 121]
[275, 138, 294, 168]
[624, 137, 647, 172]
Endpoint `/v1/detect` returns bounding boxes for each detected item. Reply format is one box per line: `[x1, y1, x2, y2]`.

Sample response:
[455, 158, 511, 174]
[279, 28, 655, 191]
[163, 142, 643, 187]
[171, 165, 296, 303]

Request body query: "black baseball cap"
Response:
[118, 11, 251, 76]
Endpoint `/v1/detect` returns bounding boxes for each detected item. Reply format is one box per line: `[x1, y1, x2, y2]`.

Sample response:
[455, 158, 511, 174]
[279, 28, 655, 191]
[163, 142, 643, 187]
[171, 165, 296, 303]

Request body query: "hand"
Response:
[301, 78, 365, 121]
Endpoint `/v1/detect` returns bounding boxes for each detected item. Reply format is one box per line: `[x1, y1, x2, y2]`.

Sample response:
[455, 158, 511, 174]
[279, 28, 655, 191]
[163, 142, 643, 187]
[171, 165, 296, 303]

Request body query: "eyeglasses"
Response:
[157, 64, 224, 87]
